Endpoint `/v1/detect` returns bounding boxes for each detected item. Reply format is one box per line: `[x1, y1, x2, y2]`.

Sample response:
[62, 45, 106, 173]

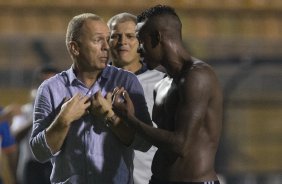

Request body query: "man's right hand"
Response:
[90, 90, 115, 119]
[58, 93, 91, 127]
[45, 93, 91, 154]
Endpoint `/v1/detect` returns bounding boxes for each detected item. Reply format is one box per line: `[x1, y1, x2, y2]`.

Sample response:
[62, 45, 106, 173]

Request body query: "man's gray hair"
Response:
[66, 13, 103, 52]
[107, 12, 137, 30]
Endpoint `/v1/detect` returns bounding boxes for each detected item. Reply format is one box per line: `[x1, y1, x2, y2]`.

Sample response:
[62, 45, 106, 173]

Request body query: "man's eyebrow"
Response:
[93, 32, 110, 36]
[94, 32, 108, 35]
[112, 32, 135, 34]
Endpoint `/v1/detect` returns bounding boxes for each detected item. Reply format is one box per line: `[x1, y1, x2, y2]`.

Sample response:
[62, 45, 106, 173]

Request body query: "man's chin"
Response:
[94, 63, 107, 70]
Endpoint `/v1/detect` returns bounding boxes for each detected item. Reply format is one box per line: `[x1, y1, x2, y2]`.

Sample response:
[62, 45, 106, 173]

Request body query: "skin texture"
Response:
[111, 7, 223, 182]
[109, 20, 142, 73]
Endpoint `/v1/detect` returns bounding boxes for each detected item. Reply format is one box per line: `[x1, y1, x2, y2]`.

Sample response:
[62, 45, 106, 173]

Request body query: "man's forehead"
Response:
[95, 32, 110, 37]
[84, 19, 109, 30]
[88, 30, 110, 38]
[111, 20, 135, 28]
[85, 22, 110, 36]
[111, 22, 136, 33]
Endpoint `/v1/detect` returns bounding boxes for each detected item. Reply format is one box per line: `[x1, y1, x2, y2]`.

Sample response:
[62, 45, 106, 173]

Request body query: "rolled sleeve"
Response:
[30, 129, 54, 162]
[29, 83, 56, 163]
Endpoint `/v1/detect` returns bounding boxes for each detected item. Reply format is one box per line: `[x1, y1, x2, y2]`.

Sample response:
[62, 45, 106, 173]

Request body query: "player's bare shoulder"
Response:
[191, 58, 216, 77]
[183, 58, 219, 85]
[178, 57, 222, 102]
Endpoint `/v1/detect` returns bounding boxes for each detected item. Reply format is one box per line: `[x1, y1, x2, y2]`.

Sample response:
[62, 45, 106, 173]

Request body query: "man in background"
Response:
[108, 12, 165, 184]
[0, 104, 21, 184]
[11, 65, 59, 184]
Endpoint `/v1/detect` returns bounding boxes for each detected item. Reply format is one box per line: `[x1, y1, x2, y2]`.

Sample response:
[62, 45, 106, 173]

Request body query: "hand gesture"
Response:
[58, 93, 90, 126]
[112, 87, 135, 120]
[90, 91, 114, 119]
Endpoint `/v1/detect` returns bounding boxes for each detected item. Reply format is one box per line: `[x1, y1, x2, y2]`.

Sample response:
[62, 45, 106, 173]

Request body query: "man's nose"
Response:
[103, 39, 110, 50]
[118, 34, 127, 44]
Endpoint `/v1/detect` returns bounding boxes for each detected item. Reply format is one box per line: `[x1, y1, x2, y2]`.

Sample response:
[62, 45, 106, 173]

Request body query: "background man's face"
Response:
[109, 20, 140, 66]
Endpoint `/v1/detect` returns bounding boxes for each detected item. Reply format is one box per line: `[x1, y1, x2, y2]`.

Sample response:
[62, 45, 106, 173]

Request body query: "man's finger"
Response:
[74, 93, 82, 100]
[94, 90, 102, 99]
[106, 92, 112, 103]
[81, 95, 90, 104]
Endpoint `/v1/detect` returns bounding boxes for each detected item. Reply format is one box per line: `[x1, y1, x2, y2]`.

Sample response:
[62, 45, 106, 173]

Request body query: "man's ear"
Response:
[69, 41, 79, 56]
[150, 31, 161, 48]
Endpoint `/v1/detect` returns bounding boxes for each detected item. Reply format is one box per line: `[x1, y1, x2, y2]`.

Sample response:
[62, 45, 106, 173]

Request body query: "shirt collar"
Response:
[134, 61, 147, 75]
[65, 65, 111, 85]
[108, 60, 147, 75]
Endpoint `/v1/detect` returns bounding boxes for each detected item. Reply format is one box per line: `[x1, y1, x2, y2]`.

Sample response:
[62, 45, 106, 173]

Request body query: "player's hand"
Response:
[90, 90, 114, 119]
[58, 93, 90, 126]
[112, 87, 135, 120]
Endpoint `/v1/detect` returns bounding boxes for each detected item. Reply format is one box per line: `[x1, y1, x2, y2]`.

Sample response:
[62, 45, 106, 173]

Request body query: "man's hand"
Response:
[57, 93, 91, 127]
[90, 91, 114, 119]
[46, 93, 91, 154]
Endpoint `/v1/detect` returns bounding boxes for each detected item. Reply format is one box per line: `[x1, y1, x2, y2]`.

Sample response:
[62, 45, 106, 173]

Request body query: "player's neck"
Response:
[165, 57, 191, 80]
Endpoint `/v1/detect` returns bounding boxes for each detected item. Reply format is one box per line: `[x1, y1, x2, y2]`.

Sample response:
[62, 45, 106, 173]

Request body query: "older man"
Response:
[30, 13, 151, 184]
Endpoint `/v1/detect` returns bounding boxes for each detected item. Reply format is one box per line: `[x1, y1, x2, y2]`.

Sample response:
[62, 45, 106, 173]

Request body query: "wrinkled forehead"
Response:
[83, 19, 110, 35]
[111, 20, 137, 32]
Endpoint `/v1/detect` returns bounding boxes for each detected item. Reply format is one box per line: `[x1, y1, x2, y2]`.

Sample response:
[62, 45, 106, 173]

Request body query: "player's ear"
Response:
[150, 30, 161, 48]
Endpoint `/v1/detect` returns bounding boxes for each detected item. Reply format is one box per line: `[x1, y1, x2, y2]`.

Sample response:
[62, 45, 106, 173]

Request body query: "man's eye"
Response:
[127, 35, 136, 39]
[93, 37, 107, 44]
[94, 38, 102, 42]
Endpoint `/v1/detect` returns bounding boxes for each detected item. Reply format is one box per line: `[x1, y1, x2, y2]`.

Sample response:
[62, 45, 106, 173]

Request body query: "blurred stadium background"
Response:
[0, 0, 282, 183]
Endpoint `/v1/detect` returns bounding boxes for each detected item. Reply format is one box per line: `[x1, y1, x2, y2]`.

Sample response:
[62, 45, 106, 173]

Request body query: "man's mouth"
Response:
[118, 49, 129, 52]
[100, 56, 108, 61]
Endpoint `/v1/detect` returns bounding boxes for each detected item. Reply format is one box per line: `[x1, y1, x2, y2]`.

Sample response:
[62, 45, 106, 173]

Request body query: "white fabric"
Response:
[134, 69, 165, 184]
[11, 103, 34, 183]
